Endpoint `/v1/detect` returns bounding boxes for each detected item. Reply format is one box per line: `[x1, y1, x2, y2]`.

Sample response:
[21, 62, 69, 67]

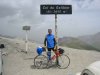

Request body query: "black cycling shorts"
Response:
[47, 48, 54, 51]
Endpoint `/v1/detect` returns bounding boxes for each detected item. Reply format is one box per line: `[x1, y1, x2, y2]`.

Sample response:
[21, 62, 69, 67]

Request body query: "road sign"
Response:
[22, 26, 31, 53]
[40, 5, 72, 14]
[23, 26, 30, 30]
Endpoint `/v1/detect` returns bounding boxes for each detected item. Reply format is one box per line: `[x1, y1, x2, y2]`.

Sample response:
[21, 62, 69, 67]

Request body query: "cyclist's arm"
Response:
[54, 38, 57, 47]
[44, 37, 47, 46]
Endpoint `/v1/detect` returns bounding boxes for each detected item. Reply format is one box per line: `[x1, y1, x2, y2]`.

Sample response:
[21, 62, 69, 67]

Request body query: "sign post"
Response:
[40, 5, 72, 65]
[23, 26, 31, 53]
[55, 14, 58, 50]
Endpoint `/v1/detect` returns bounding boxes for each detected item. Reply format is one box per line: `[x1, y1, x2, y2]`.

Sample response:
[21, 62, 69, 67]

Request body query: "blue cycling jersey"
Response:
[46, 34, 55, 48]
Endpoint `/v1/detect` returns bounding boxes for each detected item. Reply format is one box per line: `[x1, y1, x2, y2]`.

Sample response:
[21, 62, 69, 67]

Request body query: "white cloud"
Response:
[0, 0, 100, 42]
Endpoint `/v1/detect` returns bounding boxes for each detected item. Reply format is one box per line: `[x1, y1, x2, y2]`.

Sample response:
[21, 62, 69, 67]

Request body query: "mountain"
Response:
[58, 37, 99, 51]
[78, 32, 100, 50]
[0, 34, 15, 39]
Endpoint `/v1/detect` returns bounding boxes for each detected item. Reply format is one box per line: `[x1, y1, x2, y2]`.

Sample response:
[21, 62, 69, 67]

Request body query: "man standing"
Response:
[44, 29, 56, 60]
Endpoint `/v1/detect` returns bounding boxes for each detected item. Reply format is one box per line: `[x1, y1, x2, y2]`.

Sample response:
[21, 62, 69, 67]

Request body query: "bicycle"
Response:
[34, 48, 70, 69]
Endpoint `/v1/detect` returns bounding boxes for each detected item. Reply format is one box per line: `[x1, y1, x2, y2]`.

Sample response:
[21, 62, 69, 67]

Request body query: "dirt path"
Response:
[1, 37, 100, 75]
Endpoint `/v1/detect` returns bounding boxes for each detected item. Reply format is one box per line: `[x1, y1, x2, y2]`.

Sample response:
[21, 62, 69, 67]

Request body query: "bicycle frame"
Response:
[51, 51, 60, 60]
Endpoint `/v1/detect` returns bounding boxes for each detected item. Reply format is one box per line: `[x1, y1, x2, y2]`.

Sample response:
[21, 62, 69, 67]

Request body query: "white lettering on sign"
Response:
[56, 6, 70, 10]
[50, 6, 54, 9]
[43, 6, 48, 9]
[54, 10, 62, 13]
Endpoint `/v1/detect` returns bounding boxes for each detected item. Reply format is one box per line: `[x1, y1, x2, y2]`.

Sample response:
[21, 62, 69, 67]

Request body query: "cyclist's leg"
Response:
[52, 48, 58, 55]
[51, 47, 55, 52]
[47, 48, 51, 60]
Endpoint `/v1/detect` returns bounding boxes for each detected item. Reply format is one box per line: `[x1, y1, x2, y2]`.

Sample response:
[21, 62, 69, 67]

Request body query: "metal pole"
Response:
[55, 14, 59, 65]
[55, 14, 58, 50]
[25, 30, 28, 53]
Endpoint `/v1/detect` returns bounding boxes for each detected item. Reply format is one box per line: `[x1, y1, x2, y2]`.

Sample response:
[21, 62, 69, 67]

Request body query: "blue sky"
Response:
[0, 0, 100, 42]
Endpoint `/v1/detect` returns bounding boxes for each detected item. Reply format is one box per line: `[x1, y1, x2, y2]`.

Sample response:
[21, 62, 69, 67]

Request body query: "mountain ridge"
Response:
[59, 32, 100, 51]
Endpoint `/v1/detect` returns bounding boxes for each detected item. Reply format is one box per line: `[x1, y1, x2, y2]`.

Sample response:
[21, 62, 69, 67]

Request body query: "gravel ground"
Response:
[1, 37, 100, 75]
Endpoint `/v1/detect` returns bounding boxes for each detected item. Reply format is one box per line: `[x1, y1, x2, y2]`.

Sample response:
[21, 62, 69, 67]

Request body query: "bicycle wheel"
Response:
[34, 55, 47, 69]
[57, 54, 70, 69]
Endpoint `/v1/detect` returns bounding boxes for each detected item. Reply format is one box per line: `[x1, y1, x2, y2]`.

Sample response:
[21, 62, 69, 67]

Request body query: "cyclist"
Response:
[44, 29, 56, 60]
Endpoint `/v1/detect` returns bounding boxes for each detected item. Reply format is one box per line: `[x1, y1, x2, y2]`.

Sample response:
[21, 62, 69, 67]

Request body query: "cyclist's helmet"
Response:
[37, 46, 43, 55]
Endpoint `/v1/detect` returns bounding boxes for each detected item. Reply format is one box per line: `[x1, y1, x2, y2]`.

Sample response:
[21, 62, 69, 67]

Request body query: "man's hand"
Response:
[44, 46, 47, 49]
[42, 46, 47, 52]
